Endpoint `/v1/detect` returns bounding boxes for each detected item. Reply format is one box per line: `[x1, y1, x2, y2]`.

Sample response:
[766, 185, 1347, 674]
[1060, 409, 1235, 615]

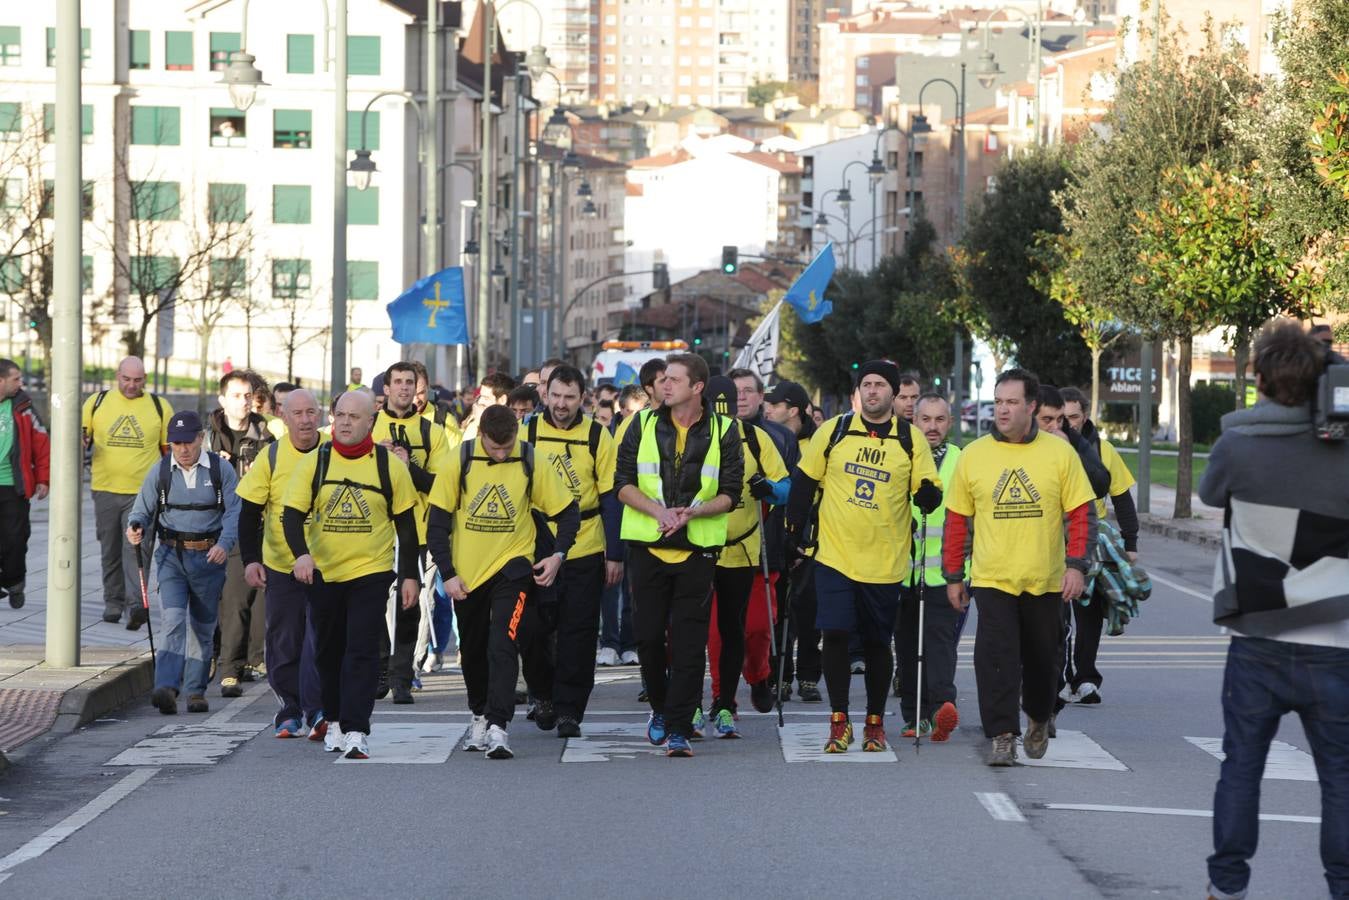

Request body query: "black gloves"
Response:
[748, 473, 774, 501]
[913, 479, 942, 516]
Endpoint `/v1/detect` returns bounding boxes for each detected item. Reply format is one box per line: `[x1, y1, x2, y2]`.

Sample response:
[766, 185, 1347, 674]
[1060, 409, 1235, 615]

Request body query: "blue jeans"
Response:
[153, 545, 228, 696]
[1208, 636, 1349, 900]
[599, 576, 635, 654]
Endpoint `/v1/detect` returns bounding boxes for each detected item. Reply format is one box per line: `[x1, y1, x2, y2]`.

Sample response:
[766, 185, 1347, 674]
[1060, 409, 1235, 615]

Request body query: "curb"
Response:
[1, 654, 155, 770]
[1139, 514, 1223, 552]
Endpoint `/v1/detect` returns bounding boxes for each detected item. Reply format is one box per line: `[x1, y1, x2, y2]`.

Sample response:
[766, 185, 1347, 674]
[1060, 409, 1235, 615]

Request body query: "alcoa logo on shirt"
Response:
[992, 467, 1043, 520]
[844, 447, 891, 511]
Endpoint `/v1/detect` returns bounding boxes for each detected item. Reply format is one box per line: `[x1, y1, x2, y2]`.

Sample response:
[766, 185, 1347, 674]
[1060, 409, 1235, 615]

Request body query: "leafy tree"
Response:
[956, 147, 1090, 387]
[747, 81, 792, 106]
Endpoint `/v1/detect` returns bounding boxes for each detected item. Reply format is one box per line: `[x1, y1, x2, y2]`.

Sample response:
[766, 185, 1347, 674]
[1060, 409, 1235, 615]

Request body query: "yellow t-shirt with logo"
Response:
[236, 438, 325, 571]
[423, 407, 464, 452]
[650, 419, 693, 564]
[81, 391, 173, 494]
[528, 414, 616, 560]
[1095, 438, 1137, 519]
[798, 415, 939, 584]
[281, 447, 417, 583]
[719, 422, 789, 570]
[428, 441, 576, 592]
[945, 430, 1097, 596]
[373, 408, 452, 543]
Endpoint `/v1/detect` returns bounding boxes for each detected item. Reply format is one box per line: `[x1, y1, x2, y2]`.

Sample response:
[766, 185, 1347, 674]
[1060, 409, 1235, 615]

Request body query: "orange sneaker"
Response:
[931, 702, 959, 742]
[862, 714, 887, 752]
[824, 712, 853, 753]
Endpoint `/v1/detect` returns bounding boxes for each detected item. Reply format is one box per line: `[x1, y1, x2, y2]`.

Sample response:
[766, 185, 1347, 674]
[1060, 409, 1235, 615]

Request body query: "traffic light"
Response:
[851, 362, 859, 370]
[653, 262, 669, 291]
[693, 335, 703, 346]
[720, 245, 739, 275]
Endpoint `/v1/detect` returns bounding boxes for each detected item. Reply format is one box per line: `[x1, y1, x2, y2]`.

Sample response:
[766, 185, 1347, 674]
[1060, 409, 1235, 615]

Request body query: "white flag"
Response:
[733, 301, 780, 382]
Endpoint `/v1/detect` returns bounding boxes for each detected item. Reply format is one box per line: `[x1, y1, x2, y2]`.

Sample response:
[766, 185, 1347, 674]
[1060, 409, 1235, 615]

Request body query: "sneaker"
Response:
[420, 652, 443, 674]
[275, 718, 304, 739]
[150, 686, 177, 715]
[619, 650, 640, 666]
[220, 677, 243, 698]
[596, 647, 620, 667]
[391, 682, 414, 705]
[485, 724, 513, 759]
[892, 671, 902, 697]
[850, 659, 866, 675]
[1024, 718, 1050, 759]
[714, 708, 739, 739]
[557, 716, 581, 739]
[988, 732, 1018, 766]
[1058, 684, 1079, 704]
[646, 713, 667, 746]
[666, 733, 693, 757]
[240, 666, 258, 683]
[778, 682, 793, 702]
[931, 702, 959, 742]
[343, 730, 370, 760]
[824, 712, 853, 753]
[325, 724, 346, 752]
[690, 707, 706, 740]
[375, 670, 390, 700]
[464, 715, 489, 752]
[1077, 683, 1101, 705]
[125, 606, 146, 629]
[307, 715, 329, 743]
[749, 678, 774, 714]
[637, 688, 649, 703]
[6, 589, 24, 610]
[1048, 711, 1058, 739]
[797, 681, 822, 702]
[536, 700, 558, 730]
[102, 603, 125, 624]
[186, 694, 209, 713]
[862, 714, 888, 751]
[900, 719, 932, 739]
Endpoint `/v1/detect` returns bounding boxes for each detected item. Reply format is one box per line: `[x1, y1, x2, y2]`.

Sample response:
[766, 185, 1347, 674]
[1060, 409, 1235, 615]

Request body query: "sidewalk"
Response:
[1135, 482, 1222, 551]
[0, 494, 156, 770]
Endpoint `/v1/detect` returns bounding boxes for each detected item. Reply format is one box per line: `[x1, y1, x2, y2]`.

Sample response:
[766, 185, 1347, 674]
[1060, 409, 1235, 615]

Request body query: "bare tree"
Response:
[271, 256, 327, 384]
[0, 110, 64, 363]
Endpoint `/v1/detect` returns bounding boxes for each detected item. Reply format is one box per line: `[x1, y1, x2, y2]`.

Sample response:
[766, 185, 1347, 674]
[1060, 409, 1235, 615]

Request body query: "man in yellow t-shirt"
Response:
[518, 365, 620, 739]
[942, 369, 1096, 767]
[786, 361, 942, 754]
[281, 390, 420, 761]
[81, 356, 171, 627]
[426, 405, 579, 759]
[236, 389, 326, 739]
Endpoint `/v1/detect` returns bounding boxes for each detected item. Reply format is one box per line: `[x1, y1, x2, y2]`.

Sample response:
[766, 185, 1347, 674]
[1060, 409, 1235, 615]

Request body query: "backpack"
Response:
[458, 439, 535, 504]
[725, 424, 767, 548]
[821, 412, 913, 466]
[526, 415, 602, 519]
[310, 443, 393, 509]
[92, 389, 165, 436]
[156, 451, 226, 516]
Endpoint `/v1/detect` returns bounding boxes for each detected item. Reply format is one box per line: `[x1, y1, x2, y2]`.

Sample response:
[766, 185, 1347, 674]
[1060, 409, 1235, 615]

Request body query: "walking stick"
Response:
[913, 512, 928, 754]
[137, 540, 157, 669]
[753, 500, 783, 727]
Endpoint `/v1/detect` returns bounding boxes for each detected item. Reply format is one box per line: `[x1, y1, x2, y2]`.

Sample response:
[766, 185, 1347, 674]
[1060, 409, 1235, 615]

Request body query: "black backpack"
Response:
[458, 439, 535, 502]
[526, 415, 602, 463]
[92, 389, 166, 437]
[310, 443, 393, 509]
[822, 412, 913, 465]
[155, 451, 226, 527]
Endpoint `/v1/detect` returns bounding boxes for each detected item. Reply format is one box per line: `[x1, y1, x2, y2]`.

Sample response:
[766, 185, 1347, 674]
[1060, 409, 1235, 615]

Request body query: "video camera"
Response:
[1314, 364, 1349, 442]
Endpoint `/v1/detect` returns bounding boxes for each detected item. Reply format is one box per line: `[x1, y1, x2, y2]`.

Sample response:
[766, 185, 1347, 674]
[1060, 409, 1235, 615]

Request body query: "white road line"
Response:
[778, 723, 897, 763]
[1185, 737, 1317, 782]
[202, 695, 256, 726]
[105, 722, 268, 766]
[1020, 730, 1129, 771]
[561, 722, 670, 762]
[975, 792, 1026, 822]
[335, 723, 466, 764]
[1148, 571, 1212, 602]
[1044, 803, 1319, 824]
[0, 768, 160, 874]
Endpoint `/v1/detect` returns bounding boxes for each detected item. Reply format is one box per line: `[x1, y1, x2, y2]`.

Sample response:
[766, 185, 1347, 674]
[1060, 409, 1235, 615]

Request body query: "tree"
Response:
[748, 81, 792, 106]
[956, 147, 1091, 387]
[274, 270, 328, 384]
[0, 110, 62, 362]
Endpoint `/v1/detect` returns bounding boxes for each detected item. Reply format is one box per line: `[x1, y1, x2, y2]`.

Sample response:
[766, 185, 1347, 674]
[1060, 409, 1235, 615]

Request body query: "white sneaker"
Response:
[596, 647, 620, 667]
[343, 730, 370, 760]
[1058, 684, 1079, 703]
[485, 724, 513, 759]
[464, 715, 489, 752]
[619, 650, 639, 666]
[850, 660, 866, 674]
[421, 652, 444, 674]
[324, 723, 346, 752]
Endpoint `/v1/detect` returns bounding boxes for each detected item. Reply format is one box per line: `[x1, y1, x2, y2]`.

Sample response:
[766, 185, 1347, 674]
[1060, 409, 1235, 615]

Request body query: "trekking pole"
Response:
[136, 540, 157, 669]
[753, 500, 783, 727]
[913, 512, 928, 754]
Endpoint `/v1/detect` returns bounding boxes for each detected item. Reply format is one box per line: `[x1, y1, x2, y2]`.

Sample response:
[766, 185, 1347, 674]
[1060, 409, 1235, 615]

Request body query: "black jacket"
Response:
[204, 409, 275, 476]
[615, 397, 744, 549]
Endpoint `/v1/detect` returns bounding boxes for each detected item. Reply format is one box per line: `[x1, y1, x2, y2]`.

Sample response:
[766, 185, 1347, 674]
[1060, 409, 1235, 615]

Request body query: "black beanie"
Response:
[856, 360, 900, 394]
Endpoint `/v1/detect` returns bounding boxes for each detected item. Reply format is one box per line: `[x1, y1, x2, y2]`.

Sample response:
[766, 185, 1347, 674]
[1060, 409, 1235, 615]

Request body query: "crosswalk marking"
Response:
[105, 722, 267, 766]
[975, 792, 1026, 822]
[1019, 730, 1129, 771]
[335, 723, 466, 764]
[778, 723, 897, 763]
[1184, 737, 1317, 782]
[1043, 803, 1319, 825]
[561, 721, 669, 762]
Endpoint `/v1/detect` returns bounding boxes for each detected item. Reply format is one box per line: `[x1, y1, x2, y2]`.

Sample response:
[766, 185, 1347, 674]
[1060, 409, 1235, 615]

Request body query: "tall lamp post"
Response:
[865, 126, 895, 269]
[973, 3, 1044, 146]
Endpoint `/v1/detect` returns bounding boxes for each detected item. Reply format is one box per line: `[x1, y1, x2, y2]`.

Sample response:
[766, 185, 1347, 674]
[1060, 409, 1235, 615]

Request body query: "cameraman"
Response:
[1200, 320, 1349, 900]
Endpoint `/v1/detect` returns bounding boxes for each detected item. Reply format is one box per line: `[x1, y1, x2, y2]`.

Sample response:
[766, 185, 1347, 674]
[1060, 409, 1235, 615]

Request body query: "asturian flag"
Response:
[733, 301, 781, 382]
[783, 243, 835, 324]
[386, 266, 469, 345]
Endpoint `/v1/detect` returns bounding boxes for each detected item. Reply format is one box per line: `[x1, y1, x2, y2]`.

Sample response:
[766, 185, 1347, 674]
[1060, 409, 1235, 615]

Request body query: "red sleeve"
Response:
[1065, 502, 1090, 560]
[942, 509, 970, 580]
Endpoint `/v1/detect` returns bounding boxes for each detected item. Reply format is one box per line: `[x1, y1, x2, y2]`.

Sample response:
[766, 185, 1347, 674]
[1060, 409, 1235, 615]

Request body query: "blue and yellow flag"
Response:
[783, 243, 835, 324]
[386, 266, 469, 345]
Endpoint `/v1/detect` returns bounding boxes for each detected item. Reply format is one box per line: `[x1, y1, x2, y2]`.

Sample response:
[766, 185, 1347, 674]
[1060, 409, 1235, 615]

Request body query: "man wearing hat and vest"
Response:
[126, 410, 240, 715]
[616, 353, 744, 758]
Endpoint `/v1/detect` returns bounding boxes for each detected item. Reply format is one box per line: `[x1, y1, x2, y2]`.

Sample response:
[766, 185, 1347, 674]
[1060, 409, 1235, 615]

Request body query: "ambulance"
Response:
[590, 340, 689, 387]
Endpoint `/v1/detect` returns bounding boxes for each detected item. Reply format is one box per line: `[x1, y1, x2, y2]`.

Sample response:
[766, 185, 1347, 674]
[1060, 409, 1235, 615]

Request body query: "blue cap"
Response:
[167, 410, 204, 442]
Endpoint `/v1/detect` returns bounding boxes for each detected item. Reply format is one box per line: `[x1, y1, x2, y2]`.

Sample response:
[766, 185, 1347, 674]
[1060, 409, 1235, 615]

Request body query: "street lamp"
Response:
[221, 51, 266, 111]
[813, 211, 829, 231]
[975, 5, 1043, 144]
[349, 149, 377, 192]
[577, 179, 594, 199]
[836, 186, 853, 209]
[581, 199, 598, 219]
[975, 49, 1002, 89]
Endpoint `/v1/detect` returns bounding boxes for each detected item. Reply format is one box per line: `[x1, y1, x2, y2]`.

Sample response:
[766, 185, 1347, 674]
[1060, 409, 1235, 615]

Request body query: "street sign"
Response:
[1101, 340, 1161, 403]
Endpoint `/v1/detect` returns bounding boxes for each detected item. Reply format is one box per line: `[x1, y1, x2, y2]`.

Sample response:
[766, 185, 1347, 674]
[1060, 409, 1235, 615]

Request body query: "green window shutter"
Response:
[131, 106, 180, 145]
[347, 110, 379, 151]
[273, 185, 312, 224]
[273, 109, 312, 148]
[81, 255, 93, 294]
[51, 27, 92, 66]
[348, 261, 379, 300]
[347, 186, 378, 226]
[209, 32, 240, 70]
[272, 259, 312, 298]
[0, 257, 21, 294]
[0, 27, 20, 66]
[82, 104, 93, 136]
[210, 258, 247, 297]
[286, 34, 314, 74]
[43, 103, 54, 139]
[129, 30, 150, 69]
[0, 102, 19, 133]
[42, 103, 94, 139]
[347, 36, 380, 76]
[130, 256, 179, 293]
[133, 182, 180, 221]
[165, 31, 193, 69]
[207, 183, 246, 223]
